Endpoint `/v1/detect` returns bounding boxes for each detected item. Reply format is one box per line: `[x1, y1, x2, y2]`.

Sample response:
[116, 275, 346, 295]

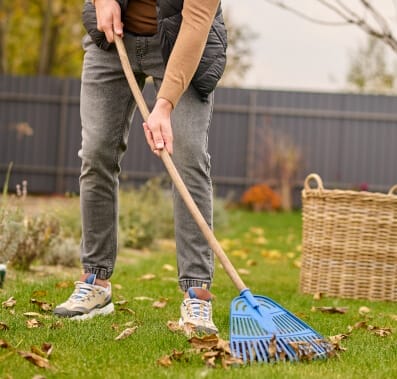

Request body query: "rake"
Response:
[114, 34, 331, 363]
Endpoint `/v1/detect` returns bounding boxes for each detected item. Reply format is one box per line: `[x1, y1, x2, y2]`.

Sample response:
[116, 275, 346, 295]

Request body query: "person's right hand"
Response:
[94, 0, 124, 43]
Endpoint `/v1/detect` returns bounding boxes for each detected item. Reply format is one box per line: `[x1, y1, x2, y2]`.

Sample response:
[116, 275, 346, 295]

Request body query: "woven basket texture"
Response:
[300, 173, 397, 301]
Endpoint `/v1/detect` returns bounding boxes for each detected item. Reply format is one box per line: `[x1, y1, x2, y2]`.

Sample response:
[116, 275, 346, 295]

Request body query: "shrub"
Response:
[240, 183, 281, 211]
[43, 237, 80, 267]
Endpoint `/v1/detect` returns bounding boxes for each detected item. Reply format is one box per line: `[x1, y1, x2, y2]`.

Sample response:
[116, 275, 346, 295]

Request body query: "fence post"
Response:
[245, 90, 257, 187]
[55, 78, 70, 193]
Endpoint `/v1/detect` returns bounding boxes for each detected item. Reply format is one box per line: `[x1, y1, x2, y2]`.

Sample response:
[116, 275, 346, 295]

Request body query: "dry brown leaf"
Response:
[50, 320, 64, 329]
[237, 268, 250, 276]
[115, 300, 128, 305]
[367, 325, 392, 337]
[328, 334, 349, 351]
[41, 343, 53, 357]
[268, 335, 277, 360]
[162, 264, 175, 272]
[390, 314, 397, 321]
[221, 355, 244, 368]
[55, 280, 73, 289]
[167, 320, 183, 333]
[293, 259, 302, 268]
[188, 334, 219, 350]
[118, 308, 135, 315]
[216, 338, 231, 355]
[246, 259, 257, 267]
[26, 319, 42, 329]
[31, 345, 47, 358]
[312, 306, 348, 314]
[18, 351, 50, 368]
[289, 341, 317, 361]
[204, 356, 216, 368]
[358, 306, 371, 315]
[153, 298, 168, 309]
[140, 273, 156, 281]
[170, 349, 184, 361]
[2, 297, 16, 308]
[32, 375, 46, 379]
[133, 296, 154, 301]
[113, 283, 123, 290]
[0, 339, 12, 349]
[350, 320, 368, 331]
[115, 327, 138, 340]
[0, 322, 9, 330]
[313, 292, 323, 300]
[157, 355, 172, 367]
[31, 299, 52, 312]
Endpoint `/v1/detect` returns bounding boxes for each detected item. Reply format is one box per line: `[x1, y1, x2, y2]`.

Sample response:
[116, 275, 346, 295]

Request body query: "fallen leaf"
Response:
[133, 296, 154, 301]
[41, 343, 53, 357]
[367, 325, 392, 337]
[140, 273, 156, 280]
[311, 306, 348, 314]
[289, 341, 317, 361]
[237, 268, 250, 276]
[50, 320, 64, 329]
[113, 283, 123, 290]
[115, 300, 128, 305]
[31, 299, 52, 312]
[293, 259, 302, 268]
[359, 306, 371, 315]
[115, 327, 138, 340]
[0, 339, 12, 349]
[313, 292, 323, 300]
[246, 259, 257, 267]
[162, 264, 175, 272]
[390, 314, 397, 321]
[118, 308, 135, 315]
[157, 355, 172, 367]
[2, 297, 16, 308]
[26, 319, 42, 328]
[231, 250, 248, 259]
[268, 335, 277, 360]
[188, 334, 219, 350]
[0, 322, 9, 330]
[167, 320, 183, 333]
[55, 281, 73, 289]
[328, 334, 349, 351]
[18, 351, 50, 368]
[204, 356, 216, 368]
[153, 298, 168, 309]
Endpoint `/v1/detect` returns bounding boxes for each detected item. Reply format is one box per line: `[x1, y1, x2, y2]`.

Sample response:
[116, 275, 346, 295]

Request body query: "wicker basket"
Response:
[300, 173, 397, 301]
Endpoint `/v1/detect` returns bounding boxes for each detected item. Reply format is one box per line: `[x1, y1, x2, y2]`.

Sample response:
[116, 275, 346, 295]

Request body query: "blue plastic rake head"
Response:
[230, 289, 332, 363]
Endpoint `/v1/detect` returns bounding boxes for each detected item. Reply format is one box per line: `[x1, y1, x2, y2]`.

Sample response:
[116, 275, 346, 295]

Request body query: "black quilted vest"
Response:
[82, 0, 227, 101]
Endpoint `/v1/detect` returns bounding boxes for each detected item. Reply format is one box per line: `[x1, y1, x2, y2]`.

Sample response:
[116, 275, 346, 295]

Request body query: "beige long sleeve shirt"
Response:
[124, 0, 220, 108]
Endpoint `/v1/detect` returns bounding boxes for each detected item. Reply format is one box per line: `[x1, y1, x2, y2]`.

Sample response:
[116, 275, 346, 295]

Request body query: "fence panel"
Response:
[1, 75, 397, 204]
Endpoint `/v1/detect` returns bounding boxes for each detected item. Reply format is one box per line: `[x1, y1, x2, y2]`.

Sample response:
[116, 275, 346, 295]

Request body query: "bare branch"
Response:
[263, 0, 350, 26]
[263, 0, 397, 54]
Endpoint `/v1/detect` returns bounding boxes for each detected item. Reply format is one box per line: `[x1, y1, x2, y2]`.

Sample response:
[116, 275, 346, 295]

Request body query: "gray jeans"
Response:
[79, 32, 214, 291]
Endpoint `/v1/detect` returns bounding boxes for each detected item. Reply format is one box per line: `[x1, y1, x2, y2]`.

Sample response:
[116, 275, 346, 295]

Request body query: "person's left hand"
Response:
[143, 98, 173, 156]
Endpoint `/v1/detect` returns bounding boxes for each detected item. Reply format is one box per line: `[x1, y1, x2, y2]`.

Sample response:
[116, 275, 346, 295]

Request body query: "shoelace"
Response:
[184, 298, 212, 321]
[70, 282, 97, 302]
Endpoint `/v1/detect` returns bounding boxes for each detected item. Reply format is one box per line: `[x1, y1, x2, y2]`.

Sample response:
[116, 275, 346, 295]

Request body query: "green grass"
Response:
[1, 210, 396, 378]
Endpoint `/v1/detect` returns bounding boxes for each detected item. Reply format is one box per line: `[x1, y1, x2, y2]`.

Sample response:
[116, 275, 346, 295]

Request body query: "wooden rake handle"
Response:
[114, 34, 247, 293]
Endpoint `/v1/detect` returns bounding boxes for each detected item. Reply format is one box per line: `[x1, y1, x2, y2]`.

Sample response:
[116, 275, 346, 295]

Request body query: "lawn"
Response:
[0, 209, 396, 378]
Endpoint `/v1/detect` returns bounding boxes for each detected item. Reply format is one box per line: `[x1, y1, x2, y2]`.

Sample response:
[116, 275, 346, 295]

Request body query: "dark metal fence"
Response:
[1, 75, 397, 203]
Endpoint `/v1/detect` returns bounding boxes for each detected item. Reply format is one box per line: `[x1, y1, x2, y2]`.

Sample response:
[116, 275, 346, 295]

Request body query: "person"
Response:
[54, 0, 227, 335]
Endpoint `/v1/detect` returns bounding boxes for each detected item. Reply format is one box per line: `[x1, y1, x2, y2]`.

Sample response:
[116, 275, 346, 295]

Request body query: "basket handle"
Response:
[388, 184, 397, 195]
[304, 173, 324, 191]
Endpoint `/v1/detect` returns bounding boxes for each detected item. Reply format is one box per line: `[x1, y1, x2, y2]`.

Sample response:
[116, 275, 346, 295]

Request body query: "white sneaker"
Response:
[53, 274, 114, 320]
[179, 287, 218, 335]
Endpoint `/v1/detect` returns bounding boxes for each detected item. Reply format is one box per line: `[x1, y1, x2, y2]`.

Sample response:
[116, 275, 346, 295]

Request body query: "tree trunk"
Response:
[0, 0, 8, 73]
[37, 0, 53, 75]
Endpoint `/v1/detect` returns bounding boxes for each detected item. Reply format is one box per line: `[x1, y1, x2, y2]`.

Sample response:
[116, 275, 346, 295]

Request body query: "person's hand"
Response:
[94, 0, 123, 43]
[143, 98, 173, 156]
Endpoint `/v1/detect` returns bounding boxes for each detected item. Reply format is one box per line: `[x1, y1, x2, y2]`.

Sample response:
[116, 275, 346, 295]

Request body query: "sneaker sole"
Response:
[69, 302, 115, 321]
